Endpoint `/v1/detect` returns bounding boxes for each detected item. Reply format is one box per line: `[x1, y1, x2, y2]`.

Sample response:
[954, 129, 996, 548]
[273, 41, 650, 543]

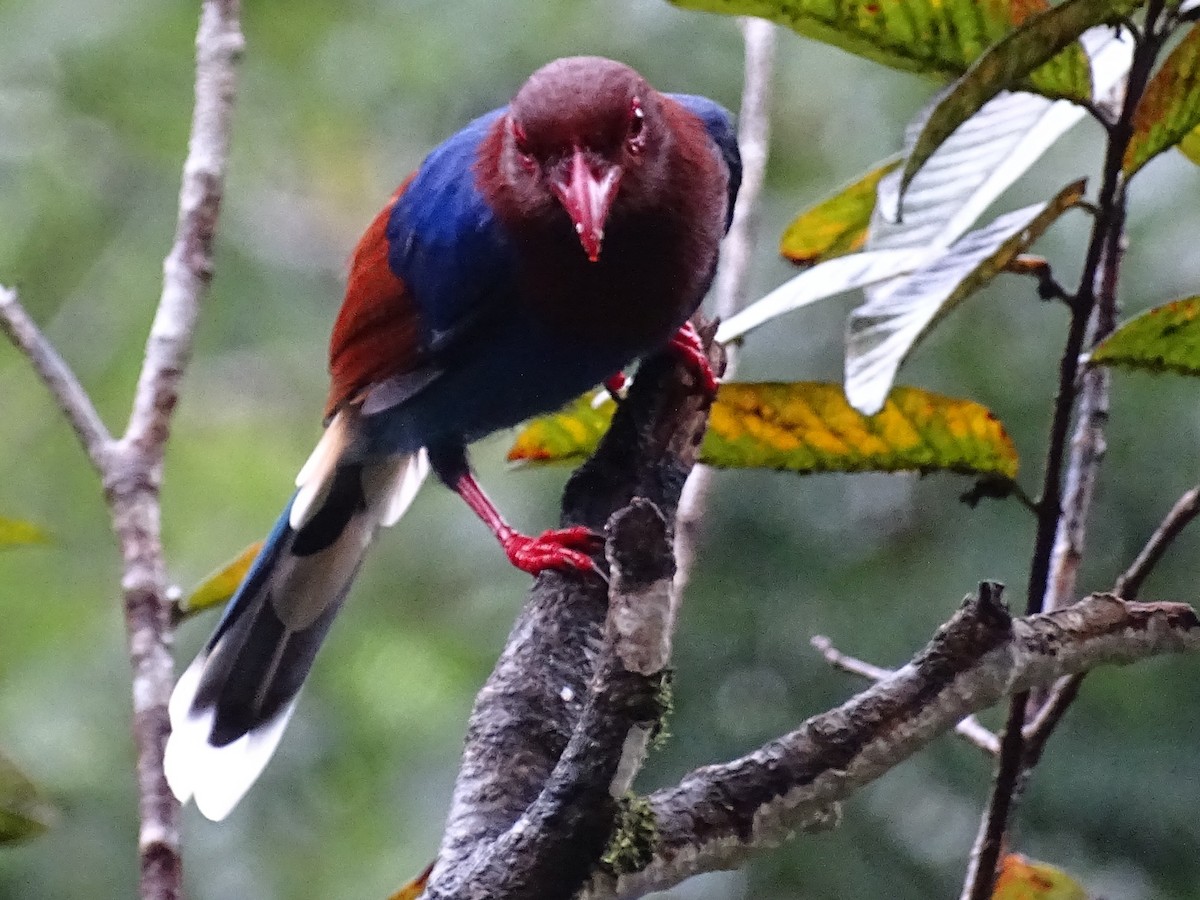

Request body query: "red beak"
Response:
[550, 148, 622, 263]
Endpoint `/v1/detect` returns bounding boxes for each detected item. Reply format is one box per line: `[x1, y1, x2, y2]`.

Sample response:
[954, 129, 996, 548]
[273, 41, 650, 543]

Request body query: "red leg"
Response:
[451, 471, 601, 575]
[603, 370, 628, 400]
[669, 322, 719, 394]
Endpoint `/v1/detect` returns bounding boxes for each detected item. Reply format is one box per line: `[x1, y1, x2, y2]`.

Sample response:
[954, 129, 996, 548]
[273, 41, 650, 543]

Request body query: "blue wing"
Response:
[386, 108, 517, 345]
[669, 93, 742, 232]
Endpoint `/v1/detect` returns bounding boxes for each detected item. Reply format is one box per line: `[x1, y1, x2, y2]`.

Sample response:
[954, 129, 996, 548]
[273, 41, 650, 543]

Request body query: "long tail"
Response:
[165, 412, 428, 820]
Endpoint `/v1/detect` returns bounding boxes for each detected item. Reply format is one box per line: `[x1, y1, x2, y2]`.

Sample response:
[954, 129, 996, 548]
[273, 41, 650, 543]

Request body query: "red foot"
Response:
[604, 371, 628, 400]
[669, 322, 719, 394]
[501, 526, 603, 576]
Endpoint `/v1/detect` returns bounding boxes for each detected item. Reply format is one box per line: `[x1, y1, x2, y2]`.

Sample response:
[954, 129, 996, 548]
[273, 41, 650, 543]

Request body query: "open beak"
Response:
[550, 148, 622, 263]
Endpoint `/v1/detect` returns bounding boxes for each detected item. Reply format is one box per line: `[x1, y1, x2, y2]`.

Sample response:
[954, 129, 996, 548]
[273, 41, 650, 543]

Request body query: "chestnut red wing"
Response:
[326, 177, 426, 418]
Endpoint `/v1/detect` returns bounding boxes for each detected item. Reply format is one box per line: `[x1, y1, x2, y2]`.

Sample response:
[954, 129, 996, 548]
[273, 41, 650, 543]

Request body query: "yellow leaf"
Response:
[781, 158, 901, 267]
[508, 395, 617, 465]
[182, 541, 264, 617]
[704, 383, 1018, 477]
[510, 383, 1018, 481]
[993, 853, 1088, 900]
[1181, 125, 1200, 165]
[0, 517, 51, 549]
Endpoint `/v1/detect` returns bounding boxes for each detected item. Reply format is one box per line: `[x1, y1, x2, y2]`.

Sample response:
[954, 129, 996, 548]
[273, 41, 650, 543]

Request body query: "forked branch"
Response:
[582, 589, 1200, 900]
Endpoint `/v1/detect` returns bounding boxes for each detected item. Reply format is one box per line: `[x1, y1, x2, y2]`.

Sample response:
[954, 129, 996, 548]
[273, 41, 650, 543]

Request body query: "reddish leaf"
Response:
[388, 861, 434, 900]
[1126, 24, 1200, 175]
[993, 853, 1088, 899]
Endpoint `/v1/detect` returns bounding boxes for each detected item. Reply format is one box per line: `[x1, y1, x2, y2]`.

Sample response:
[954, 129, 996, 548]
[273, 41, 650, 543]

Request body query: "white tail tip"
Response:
[165, 651, 297, 821]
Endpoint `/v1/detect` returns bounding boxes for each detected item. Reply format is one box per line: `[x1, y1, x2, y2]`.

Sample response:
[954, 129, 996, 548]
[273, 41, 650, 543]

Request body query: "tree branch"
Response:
[810, 635, 1000, 756]
[1115, 486, 1200, 601]
[0, 285, 114, 475]
[1042, 365, 1109, 611]
[425, 333, 723, 900]
[424, 26, 775, 896]
[1042, 175, 1126, 616]
[427, 500, 678, 900]
[112, 4, 243, 898]
[964, 6, 1167, 894]
[1027, 485, 1200, 763]
[122, 0, 243, 459]
[580, 589, 1200, 900]
[712, 17, 776, 336]
[3, 5, 242, 897]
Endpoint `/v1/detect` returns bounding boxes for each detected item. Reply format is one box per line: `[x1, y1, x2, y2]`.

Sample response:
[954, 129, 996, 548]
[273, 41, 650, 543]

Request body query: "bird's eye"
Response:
[626, 97, 646, 155]
[511, 120, 537, 173]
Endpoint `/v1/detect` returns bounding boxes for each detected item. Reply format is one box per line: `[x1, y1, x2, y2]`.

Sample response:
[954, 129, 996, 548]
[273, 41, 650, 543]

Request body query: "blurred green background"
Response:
[3, 1, 1200, 897]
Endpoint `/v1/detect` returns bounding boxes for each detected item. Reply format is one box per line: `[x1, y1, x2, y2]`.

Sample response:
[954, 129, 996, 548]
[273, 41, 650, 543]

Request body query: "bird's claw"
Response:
[669, 322, 719, 394]
[503, 526, 604, 577]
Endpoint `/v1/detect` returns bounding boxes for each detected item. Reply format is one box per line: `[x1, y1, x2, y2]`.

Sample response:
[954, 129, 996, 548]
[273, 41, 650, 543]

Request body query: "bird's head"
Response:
[501, 57, 668, 263]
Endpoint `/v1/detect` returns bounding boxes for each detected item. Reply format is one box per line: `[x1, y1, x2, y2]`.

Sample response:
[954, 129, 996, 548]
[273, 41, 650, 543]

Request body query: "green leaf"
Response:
[847, 179, 1085, 414]
[671, 0, 1060, 82]
[992, 853, 1088, 899]
[509, 384, 1018, 481]
[1091, 296, 1200, 375]
[899, 0, 1127, 200]
[0, 751, 54, 844]
[181, 541, 264, 617]
[0, 517, 51, 549]
[1180, 125, 1200, 164]
[1125, 24, 1200, 175]
[508, 395, 616, 465]
[781, 158, 901, 266]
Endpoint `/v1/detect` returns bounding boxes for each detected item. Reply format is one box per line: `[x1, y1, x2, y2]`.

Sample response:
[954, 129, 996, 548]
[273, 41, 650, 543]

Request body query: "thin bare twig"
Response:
[1023, 486, 1200, 768]
[963, 6, 1169, 897]
[675, 16, 775, 592]
[123, 0, 244, 458]
[111, 8, 243, 898]
[1005, 255, 1073, 304]
[712, 17, 776, 346]
[811, 635, 1000, 755]
[0, 286, 114, 473]
[1115, 486, 1200, 600]
[1043, 179, 1126, 615]
[1043, 367, 1109, 611]
[1021, 674, 1083, 766]
[2, 6, 242, 895]
[809, 634, 893, 681]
